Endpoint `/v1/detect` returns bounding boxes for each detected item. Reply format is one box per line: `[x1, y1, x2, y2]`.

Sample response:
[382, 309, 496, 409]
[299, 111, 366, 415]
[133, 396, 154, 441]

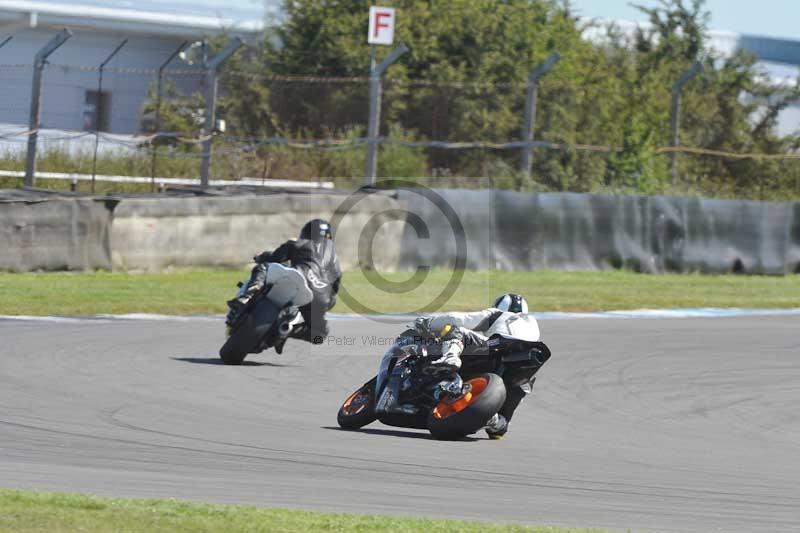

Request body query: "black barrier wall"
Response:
[397, 190, 800, 275]
[0, 197, 115, 271]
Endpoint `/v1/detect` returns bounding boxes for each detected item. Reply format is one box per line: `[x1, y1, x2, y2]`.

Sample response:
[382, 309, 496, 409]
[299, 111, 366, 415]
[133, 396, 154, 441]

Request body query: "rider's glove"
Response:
[414, 316, 432, 336]
[430, 327, 464, 370]
[253, 250, 272, 264]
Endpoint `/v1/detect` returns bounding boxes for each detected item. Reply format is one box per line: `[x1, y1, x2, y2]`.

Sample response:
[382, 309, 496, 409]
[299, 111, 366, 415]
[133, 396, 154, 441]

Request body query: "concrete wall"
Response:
[0, 197, 114, 271]
[2, 189, 799, 275]
[110, 192, 405, 271]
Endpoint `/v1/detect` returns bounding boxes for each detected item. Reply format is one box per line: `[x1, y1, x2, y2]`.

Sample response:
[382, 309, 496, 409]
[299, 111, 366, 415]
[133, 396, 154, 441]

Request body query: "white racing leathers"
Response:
[426, 308, 543, 430]
[428, 308, 540, 359]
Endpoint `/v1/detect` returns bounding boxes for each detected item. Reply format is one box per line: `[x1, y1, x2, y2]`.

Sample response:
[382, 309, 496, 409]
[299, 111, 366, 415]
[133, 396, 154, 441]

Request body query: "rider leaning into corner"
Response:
[415, 293, 545, 439]
[227, 219, 342, 354]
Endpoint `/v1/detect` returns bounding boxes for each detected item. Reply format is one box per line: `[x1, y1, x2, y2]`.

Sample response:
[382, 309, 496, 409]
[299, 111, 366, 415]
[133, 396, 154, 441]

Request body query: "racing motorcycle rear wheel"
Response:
[337, 378, 377, 430]
[427, 373, 506, 440]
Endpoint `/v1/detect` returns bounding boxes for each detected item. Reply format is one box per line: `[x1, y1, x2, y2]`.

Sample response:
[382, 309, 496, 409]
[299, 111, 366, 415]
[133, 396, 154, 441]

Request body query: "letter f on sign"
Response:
[374, 12, 390, 37]
[368, 6, 395, 45]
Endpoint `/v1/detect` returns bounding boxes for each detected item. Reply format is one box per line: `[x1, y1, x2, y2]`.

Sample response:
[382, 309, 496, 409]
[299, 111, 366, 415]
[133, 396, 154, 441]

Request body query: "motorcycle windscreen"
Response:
[375, 336, 425, 404]
[375, 343, 402, 402]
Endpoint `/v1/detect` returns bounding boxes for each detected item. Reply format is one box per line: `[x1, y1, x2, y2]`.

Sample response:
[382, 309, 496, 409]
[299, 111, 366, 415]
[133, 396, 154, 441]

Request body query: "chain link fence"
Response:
[1, 53, 799, 200]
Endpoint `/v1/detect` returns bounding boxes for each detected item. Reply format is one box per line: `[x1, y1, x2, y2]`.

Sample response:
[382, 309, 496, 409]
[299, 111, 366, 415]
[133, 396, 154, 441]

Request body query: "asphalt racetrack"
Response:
[1, 314, 798, 533]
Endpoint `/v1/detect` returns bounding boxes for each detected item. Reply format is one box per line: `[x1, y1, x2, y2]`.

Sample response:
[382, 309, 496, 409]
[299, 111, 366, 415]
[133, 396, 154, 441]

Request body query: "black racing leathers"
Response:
[255, 238, 341, 344]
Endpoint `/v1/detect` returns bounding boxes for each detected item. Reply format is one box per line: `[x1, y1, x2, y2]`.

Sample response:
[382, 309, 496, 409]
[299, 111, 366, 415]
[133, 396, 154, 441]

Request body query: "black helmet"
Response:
[299, 219, 333, 243]
[493, 293, 528, 314]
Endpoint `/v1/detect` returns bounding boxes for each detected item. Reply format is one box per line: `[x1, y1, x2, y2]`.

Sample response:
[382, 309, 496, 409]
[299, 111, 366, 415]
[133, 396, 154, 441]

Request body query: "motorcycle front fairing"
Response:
[374, 330, 423, 400]
[375, 343, 399, 405]
[374, 341, 419, 414]
[373, 341, 439, 430]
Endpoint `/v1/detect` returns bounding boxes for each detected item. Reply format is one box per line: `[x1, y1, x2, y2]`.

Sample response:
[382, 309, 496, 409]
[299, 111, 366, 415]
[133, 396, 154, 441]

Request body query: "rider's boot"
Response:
[484, 413, 508, 439]
[272, 323, 300, 355]
[435, 375, 464, 400]
[227, 265, 268, 317]
[273, 336, 287, 355]
[487, 377, 537, 439]
[288, 323, 326, 344]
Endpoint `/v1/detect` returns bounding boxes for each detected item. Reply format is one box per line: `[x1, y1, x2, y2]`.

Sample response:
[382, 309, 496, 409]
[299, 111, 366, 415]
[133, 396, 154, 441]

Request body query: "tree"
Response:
[179, 0, 800, 197]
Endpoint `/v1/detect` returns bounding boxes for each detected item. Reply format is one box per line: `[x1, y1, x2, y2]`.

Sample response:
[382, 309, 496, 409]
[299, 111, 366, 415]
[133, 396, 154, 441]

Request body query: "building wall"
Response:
[0, 28, 203, 134]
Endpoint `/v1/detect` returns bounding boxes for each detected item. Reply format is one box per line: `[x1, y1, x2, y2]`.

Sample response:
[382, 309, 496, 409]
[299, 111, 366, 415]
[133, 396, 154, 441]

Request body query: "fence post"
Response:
[669, 61, 702, 187]
[150, 41, 188, 192]
[199, 37, 244, 189]
[520, 52, 560, 179]
[364, 43, 409, 186]
[91, 38, 127, 193]
[24, 28, 72, 187]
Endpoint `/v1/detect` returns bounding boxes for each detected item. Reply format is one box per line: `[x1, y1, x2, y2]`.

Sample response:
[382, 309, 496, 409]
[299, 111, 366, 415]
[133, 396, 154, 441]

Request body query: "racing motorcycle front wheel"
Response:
[427, 373, 506, 440]
[219, 324, 254, 365]
[337, 377, 378, 430]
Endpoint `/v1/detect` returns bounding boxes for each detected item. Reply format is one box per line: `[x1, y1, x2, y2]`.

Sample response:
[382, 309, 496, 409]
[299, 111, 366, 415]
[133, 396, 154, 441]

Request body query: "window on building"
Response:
[82, 90, 112, 132]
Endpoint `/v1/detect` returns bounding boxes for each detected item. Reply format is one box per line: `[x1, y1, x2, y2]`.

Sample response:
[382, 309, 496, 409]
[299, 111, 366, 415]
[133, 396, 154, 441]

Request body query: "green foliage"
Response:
[140, 81, 205, 152]
[0, 147, 201, 187]
[607, 117, 666, 193]
[1, 489, 589, 532]
[130, 0, 800, 199]
[379, 124, 429, 177]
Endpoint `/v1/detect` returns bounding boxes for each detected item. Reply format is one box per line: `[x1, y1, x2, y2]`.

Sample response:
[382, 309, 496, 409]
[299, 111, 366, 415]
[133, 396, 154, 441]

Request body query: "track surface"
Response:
[1, 315, 798, 532]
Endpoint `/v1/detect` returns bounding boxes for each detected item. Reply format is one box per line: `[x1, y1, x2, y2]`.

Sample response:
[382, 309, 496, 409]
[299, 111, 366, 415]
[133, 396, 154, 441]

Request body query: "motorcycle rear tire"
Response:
[337, 378, 378, 429]
[427, 373, 506, 440]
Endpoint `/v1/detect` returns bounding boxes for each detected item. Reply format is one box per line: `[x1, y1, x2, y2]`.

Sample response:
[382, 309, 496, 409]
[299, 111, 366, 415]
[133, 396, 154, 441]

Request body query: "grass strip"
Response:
[0, 269, 798, 316]
[0, 489, 604, 533]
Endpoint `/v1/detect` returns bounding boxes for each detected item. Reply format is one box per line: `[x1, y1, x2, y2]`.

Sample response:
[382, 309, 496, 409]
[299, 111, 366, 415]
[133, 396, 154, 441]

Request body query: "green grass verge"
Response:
[0, 489, 601, 533]
[0, 269, 798, 316]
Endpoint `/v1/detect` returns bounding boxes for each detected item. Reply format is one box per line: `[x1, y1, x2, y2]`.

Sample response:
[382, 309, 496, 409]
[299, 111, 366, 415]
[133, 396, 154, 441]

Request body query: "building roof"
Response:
[0, 0, 279, 38]
[586, 18, 800, 66]
[583, 18, 800, 89]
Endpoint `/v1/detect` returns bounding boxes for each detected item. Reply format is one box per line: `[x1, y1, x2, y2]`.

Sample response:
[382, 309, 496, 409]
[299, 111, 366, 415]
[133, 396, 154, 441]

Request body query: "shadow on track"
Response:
[322, 426, 481, 442]
[171, 357, 294, 368]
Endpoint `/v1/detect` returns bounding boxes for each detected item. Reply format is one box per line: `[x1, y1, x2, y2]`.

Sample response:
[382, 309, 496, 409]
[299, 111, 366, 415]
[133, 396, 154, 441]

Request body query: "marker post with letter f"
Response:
[365, 6, 402, 184]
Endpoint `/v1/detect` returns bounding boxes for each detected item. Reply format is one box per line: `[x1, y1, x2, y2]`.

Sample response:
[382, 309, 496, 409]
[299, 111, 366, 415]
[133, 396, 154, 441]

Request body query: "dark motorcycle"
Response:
[337, 324, 551, 440]
[219, 279, 299, 365]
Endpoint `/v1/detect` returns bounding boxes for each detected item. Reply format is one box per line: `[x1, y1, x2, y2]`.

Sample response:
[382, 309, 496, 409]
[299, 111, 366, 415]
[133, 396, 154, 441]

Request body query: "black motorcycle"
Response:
[337, 325, 551, 440]
[219, 280, 299, 365]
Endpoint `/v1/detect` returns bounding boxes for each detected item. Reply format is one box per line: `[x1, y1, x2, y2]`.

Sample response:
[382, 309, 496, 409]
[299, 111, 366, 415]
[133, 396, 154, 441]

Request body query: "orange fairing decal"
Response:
[342, 388, 370, 416]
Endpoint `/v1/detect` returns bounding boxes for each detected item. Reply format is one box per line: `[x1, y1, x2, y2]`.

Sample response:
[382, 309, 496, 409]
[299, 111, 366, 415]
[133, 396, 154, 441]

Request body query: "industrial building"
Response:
[0, 1, 274, 135]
